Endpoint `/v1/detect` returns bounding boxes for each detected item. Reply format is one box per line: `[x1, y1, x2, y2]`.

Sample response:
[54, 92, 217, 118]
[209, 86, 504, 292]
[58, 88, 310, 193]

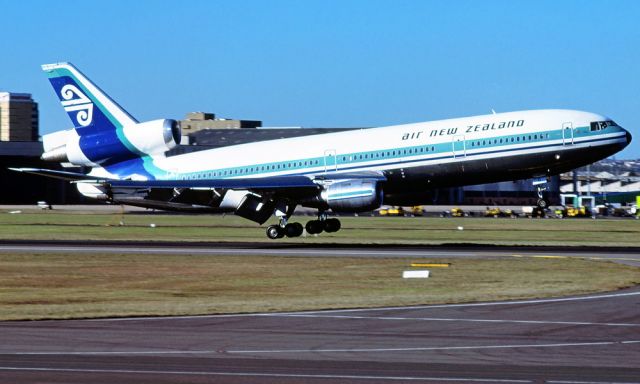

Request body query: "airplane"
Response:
[11, 62, 632, 239]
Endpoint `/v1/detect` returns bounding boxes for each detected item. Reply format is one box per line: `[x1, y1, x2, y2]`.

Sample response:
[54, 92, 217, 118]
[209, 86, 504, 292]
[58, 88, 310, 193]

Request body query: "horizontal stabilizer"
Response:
[8, 167, 101, 181]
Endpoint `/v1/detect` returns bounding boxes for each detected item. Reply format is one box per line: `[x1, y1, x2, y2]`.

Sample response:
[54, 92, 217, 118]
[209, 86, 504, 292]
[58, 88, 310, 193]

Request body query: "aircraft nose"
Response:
[626, 129, 632, 145]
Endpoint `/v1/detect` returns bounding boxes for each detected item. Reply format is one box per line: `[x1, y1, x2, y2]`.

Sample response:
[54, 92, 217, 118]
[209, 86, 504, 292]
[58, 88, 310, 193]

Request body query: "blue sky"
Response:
[2, 0, 639, 158]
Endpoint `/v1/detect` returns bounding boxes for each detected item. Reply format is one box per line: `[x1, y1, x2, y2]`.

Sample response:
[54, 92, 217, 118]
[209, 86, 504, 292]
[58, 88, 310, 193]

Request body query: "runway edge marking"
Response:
[0, 367, 532, 383]
[84, 290, 640, 322]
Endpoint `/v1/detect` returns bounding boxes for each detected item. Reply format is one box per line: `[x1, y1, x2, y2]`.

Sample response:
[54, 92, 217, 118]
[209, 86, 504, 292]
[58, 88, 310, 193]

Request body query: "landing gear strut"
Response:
[533, 177, 549, 209]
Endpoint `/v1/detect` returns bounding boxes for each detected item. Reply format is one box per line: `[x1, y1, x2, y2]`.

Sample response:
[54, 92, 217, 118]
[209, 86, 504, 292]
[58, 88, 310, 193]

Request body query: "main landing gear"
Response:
[265, 213, 341, 239]
[266, 222, 303, 239]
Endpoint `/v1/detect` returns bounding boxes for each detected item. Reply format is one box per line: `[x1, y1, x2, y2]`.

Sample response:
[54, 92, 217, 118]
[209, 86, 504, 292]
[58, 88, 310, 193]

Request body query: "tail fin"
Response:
[42, 62, 138, 133]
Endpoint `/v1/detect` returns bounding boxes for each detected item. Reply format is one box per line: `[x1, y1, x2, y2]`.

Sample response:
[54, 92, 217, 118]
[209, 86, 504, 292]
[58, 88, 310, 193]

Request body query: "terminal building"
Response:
[559, 160, 640, 204]
[0, 92, 39, 141]
[1, 99, 636, 206]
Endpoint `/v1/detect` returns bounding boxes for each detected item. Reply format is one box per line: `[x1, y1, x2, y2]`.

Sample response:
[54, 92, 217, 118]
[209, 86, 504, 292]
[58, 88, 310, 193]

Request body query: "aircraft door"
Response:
[562, 122, 574, 145]
[324, 149, 337, 173]
[452, 135, 466, 159]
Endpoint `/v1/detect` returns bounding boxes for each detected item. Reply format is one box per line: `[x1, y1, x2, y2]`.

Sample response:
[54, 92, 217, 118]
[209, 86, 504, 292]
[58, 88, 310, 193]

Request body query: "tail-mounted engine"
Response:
[41, 119, 180, 166]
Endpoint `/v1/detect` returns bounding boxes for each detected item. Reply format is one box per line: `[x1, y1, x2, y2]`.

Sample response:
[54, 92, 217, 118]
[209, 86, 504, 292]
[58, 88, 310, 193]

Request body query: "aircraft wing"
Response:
[105, 175, 320, 192]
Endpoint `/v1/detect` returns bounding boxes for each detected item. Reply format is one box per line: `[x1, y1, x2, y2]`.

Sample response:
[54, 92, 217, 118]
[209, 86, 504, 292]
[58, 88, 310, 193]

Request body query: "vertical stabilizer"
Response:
[42, 62, 138, 133]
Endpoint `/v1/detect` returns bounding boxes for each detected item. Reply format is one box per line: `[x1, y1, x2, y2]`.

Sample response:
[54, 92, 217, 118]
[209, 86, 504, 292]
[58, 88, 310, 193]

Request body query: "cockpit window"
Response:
[590, 120, 618, 131]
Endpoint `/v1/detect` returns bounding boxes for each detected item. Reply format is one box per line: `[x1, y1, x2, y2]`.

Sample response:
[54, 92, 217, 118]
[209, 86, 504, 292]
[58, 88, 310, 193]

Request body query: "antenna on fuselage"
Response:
[491, 109, 497, 115]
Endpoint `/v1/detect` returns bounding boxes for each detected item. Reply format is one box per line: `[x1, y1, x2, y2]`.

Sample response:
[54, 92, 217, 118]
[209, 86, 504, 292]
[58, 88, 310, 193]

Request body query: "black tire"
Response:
[285, 222, 304, 237]
[266, 225, 282, 239]
[305, 220, 324, 234]
[324, 218, 341, 233]
[537, 198, 548, 209]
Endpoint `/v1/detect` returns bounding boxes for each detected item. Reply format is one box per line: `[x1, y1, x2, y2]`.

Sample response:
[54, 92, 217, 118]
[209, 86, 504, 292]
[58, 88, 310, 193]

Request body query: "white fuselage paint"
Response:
[145, 109, 626, 181]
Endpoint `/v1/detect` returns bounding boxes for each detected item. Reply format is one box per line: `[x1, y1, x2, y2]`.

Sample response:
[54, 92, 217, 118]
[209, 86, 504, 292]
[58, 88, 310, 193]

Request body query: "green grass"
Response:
[1, 252, 638, 320]
[1, 210, 639, 246]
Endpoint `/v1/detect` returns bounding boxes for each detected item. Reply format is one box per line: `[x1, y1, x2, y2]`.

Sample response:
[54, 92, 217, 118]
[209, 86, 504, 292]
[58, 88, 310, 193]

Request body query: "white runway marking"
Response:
[0, 367, 532, 383]
[548, 381, 640, 384]
[226, 340, 640, 354]
[288, 290, 640, 315]
[83, 290, 640, 322]
[265, 313, 640, 327]
[7, 340, 639, 356]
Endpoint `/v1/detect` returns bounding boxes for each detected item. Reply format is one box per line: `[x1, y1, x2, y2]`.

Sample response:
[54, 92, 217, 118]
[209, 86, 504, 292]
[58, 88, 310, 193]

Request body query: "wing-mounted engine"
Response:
[304, 179, 383, 212]
[41, 119, 180, 166]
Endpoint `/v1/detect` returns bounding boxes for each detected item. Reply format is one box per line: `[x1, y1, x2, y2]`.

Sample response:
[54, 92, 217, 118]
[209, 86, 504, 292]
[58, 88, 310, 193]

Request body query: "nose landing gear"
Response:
[533, 177, 550, 210]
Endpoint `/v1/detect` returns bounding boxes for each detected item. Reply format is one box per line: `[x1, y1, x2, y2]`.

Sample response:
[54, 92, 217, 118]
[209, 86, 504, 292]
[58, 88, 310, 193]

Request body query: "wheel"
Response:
[266, 225, 283, 239]
[285, 222, 304, 237]
[536, 198, 548, 209]
[305, 220, 325, 234]
[324, 218, 341, 233]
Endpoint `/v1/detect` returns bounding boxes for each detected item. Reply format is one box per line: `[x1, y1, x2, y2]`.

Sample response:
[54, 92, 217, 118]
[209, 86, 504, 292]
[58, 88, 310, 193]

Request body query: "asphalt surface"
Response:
[1, 240, 640, 266]
[1, 241, 639, 383]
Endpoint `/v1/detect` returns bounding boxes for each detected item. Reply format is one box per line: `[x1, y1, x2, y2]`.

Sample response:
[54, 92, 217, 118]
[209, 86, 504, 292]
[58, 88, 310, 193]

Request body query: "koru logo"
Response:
[60, 84, 94, 126]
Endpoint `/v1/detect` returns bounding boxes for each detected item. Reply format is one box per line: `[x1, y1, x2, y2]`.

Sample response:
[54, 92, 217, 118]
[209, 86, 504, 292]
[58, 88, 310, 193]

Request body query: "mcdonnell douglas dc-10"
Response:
[12, 62, 632, 239]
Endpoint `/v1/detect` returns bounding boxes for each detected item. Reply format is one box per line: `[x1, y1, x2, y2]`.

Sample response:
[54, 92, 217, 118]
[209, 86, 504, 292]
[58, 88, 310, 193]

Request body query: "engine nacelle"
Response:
[321, 179, 383, 212]
[41, 119, 180, 166]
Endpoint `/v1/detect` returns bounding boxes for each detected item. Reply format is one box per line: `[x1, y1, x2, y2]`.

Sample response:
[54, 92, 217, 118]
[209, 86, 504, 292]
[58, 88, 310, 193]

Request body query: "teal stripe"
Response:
[328, 190, 374, 200]
[137, 125, 625, 181]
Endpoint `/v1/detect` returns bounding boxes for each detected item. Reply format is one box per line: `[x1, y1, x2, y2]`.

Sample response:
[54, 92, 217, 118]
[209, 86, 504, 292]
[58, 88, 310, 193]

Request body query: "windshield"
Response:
[590, 120, 618, 131]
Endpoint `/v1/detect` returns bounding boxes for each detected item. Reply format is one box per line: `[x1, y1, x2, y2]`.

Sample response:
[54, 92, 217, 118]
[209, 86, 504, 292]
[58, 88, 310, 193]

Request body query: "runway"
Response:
[1, 241, 639, 383]
[1, 240, 640, 266]
[1, 289, 640, 383]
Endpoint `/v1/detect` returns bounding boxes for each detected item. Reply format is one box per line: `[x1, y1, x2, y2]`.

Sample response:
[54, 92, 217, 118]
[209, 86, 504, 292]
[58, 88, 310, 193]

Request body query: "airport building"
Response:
[559, 160, 640, 204]
[0, 92, 38, 141]
[0, 93, 73, 204]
